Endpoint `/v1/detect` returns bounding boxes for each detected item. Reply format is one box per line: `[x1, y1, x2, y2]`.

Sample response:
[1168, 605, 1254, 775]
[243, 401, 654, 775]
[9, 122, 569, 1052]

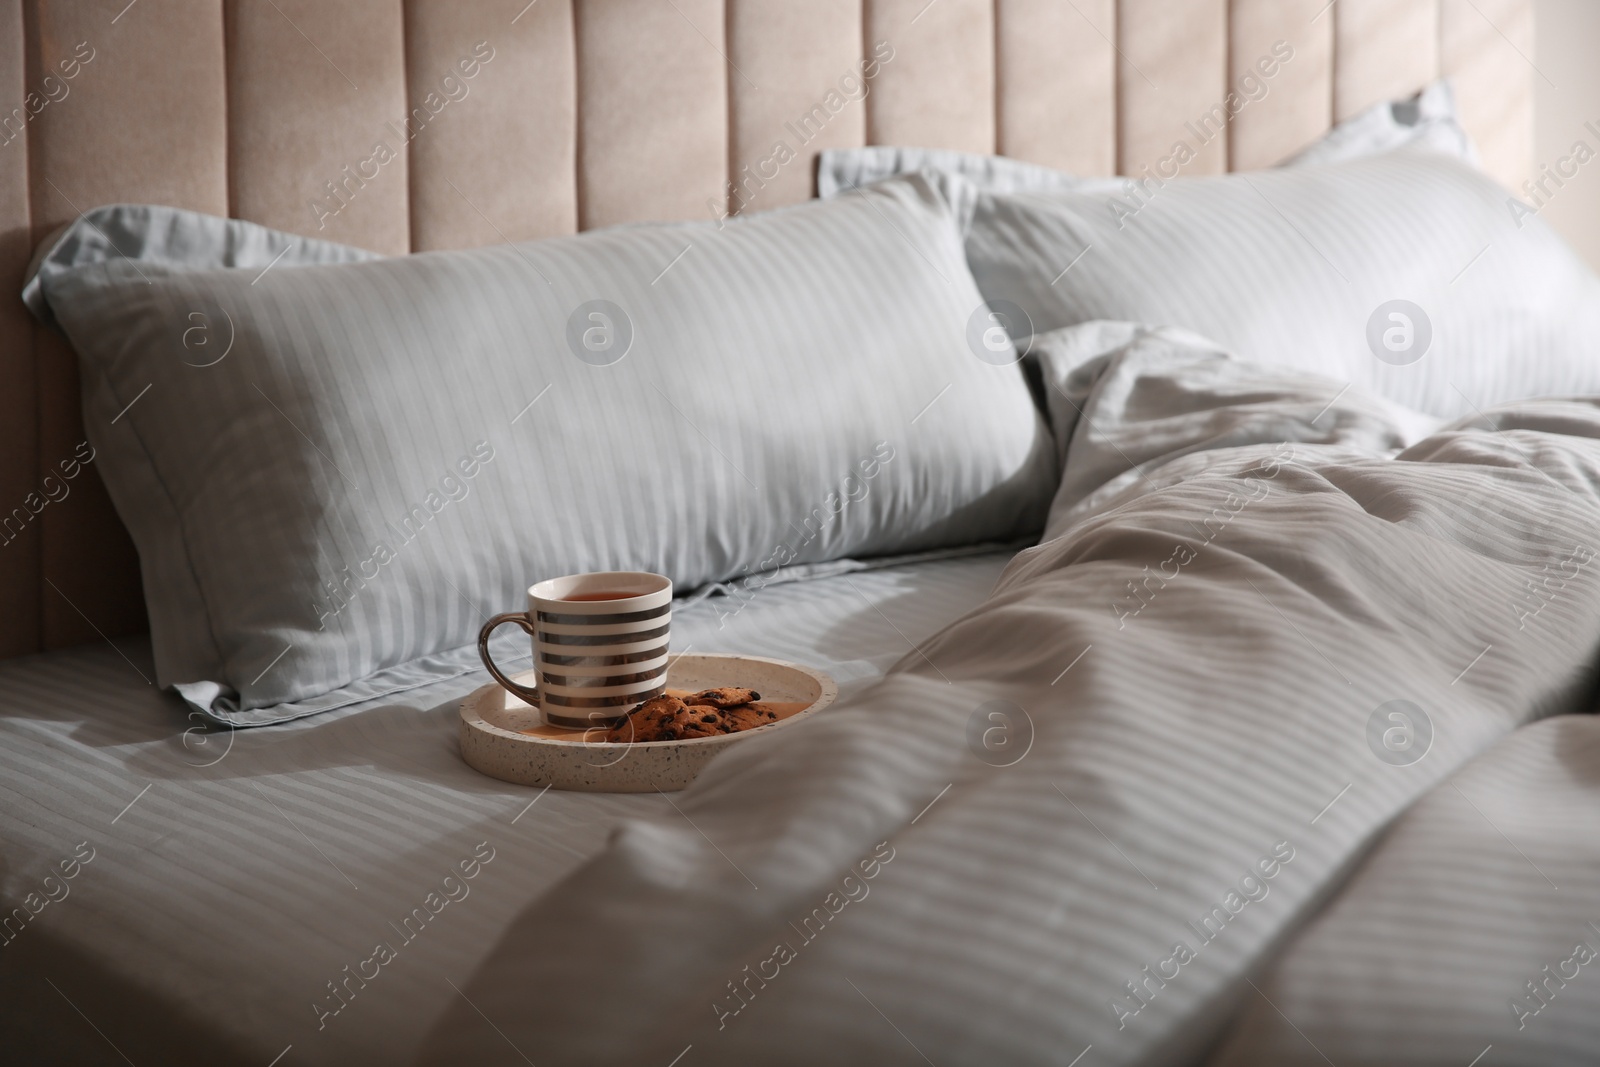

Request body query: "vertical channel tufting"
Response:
[574, 0, 727, 229]
[0, 0, 37, 655]
[28, 0, 229, 649]
[27, 1, 228, 230]
[863, 0, 994, 153]
[0, 0, 1541, 658]
[995, 0, 1115, 175]
[726, 0, 864, 213]
[227, 0, 409, 254]
[1228, 0, 1333, 170]
[1334, 0, 1439, 121]
[1440, 0, 1533, 192]
[405, 0, 577, 251]
[1116, 0, 1229, 176]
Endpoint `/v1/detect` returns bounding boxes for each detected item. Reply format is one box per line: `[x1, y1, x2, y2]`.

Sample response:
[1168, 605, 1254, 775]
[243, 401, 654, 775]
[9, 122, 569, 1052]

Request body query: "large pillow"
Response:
[23, 202, 382, 327]
[955, 150, 1600, 418]
[33, 175, 1055, 725]
[1280, 78, 1477, 168]
[816, 80, 1476, 197]
[817, 144, 1079, 200]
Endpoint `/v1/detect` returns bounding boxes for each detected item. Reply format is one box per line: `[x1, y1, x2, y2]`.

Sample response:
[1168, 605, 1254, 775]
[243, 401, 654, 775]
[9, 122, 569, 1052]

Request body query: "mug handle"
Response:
[478, 612, 542, 705]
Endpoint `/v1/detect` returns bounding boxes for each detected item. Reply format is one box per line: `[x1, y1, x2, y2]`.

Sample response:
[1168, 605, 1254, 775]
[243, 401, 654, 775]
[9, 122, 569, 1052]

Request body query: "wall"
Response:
[1534, 0, 1600, 270]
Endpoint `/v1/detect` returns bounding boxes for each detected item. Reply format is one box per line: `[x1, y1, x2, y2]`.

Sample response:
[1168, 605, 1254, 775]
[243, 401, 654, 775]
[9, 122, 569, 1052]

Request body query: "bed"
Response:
[6, 3, 1600, 1066]
[0, 549, 1014, 1064]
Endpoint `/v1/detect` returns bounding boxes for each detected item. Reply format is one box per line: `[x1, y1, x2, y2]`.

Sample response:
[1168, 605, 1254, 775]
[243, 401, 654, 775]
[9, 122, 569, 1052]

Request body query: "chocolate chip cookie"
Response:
[720, 701, 780, 732]
[606, 689, 779, 742]
[687, 687, 761, 708]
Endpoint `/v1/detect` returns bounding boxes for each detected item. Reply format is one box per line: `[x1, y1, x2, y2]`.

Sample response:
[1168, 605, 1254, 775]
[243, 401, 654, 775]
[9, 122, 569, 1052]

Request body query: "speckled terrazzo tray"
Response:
[458, 653, 837, 792]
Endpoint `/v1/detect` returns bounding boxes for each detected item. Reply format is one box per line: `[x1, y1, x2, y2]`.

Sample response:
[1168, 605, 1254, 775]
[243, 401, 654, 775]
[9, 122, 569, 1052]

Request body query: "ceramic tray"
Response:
[458, 652, 837, 792]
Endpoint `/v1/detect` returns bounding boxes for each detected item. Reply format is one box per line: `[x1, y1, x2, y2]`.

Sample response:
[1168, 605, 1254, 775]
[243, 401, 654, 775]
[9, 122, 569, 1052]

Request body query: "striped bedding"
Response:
[823, 149, 1600, 423]
[1211, 714, 1600, 1066]
[0, 549, 1013, 1065]
[34, 181, 1052, 727]
[417, 329, 1600, 1065]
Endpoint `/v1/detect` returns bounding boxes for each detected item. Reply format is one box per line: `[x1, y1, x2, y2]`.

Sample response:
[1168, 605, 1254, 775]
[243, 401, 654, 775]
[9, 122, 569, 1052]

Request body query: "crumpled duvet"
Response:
[417, 324, 1600, 1066]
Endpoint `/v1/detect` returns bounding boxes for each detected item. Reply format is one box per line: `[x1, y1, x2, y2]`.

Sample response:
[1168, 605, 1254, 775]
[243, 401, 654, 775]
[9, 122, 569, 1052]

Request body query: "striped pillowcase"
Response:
[960, 150, 1600, 419]
[815, 79, 1478, 198]
[36, 175, 1055, 724]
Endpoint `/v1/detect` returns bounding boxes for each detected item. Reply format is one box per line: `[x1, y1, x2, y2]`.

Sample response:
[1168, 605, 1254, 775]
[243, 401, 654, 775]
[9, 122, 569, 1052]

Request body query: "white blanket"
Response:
[1209, 713, 1600, 1067]
[417, 326, 1600, 1066]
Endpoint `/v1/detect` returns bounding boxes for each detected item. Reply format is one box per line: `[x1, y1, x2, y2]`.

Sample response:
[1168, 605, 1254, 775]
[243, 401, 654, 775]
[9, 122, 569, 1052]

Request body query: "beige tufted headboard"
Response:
[0, 0, 1533, 657]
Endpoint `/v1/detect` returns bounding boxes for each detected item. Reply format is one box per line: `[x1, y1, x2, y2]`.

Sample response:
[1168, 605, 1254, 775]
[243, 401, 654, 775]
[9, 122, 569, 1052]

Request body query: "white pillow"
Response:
[816, 145, 1078, 199]
[23, 202, 381, 326]
[31, 178, 1055, 725]
[816, 79, 1477, 196]
[1281, 79, 1478, 168]
[956, 151, 1600, 418]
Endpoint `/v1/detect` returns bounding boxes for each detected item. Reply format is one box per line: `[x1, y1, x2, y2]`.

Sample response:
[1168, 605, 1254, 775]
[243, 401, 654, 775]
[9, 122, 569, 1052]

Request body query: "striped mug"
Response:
[477, 571, 672, 730]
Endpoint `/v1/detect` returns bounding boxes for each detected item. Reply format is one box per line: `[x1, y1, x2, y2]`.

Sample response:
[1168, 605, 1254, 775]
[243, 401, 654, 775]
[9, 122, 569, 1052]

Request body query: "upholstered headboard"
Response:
[0, 0, 1533, 657]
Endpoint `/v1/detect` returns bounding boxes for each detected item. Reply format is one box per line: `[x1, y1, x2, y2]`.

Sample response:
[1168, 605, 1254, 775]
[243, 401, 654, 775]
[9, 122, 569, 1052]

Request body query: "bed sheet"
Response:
[415, 328, 1600, 1066]
[0, 548, 1014, 1066]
